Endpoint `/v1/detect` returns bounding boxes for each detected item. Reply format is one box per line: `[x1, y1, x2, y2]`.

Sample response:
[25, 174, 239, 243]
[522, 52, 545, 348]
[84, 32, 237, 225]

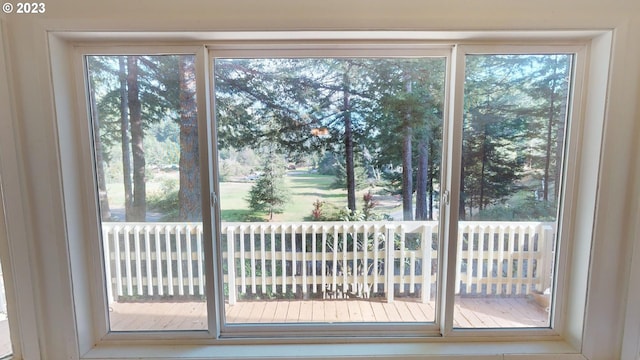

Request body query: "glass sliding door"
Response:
[213, 56, 447, 325]
[453, 53, 573, 328]
[86, 54, 207, 332]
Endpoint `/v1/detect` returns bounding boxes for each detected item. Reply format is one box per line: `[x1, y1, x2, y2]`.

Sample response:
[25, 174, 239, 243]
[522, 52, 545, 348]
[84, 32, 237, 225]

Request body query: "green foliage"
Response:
[310, 199, 325, 220]
[317, 152, 338, 176]
[331, 156, 369, 191]
[147, 179, 179, 221]
[474, 192, 556, 221]
[247, 152, 290, 220]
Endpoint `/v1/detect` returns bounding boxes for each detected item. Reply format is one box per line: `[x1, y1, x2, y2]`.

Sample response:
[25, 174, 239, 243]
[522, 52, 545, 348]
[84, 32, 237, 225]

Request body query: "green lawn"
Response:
[219, 171, 351, 222]
[105, 169, 401, 222]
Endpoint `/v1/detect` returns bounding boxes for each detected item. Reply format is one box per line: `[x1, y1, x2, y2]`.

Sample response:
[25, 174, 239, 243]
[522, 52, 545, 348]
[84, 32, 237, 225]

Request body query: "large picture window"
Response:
[84, 44, 580, 338]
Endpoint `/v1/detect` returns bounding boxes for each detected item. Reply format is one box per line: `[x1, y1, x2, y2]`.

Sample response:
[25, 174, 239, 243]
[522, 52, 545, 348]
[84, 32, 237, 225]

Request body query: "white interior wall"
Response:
[0, 1, 639, 358]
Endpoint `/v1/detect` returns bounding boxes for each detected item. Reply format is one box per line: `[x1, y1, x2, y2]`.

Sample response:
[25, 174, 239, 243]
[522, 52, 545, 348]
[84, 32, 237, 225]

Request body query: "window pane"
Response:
[454, 54, 572, 328]
[87, 55, 206, 331]
[214, 58, 445, 324]
[0, 259, 11, 357]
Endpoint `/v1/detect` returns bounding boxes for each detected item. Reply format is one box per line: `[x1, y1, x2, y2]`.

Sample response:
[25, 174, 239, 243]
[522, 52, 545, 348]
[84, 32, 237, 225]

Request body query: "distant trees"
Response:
[367, 59, 445, 220]
[87, 52, 572, 223]
[460, 54, 571, 220]
[88, 54, 202, 222]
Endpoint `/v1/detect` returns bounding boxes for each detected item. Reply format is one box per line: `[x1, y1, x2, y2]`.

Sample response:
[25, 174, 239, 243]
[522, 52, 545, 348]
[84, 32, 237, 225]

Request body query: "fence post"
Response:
[227, 227, 237, 305]
[421, 224, 431, 303]
[385, 226, 395, 303]
[101, 225, 113, 303]
[540, 225, 555, 293]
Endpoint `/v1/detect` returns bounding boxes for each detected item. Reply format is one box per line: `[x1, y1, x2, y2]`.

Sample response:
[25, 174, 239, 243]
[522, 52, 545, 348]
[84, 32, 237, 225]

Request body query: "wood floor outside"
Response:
[0, 298, 549, 355]
[107, 296, 549, 331]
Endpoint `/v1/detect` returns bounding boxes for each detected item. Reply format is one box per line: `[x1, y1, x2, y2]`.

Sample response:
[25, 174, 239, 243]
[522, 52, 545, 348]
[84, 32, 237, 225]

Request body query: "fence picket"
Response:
[487, 226, 495, 295]
[186, 226, 194, 296]
[164, 225, 173, 296]
[292, 224, 297, 293]
[144, 227, 153, 296]
[154, 226, 163, 296]
[399, 225, 406, 294]
[342, 225, 347, 294]
[477, 226, 485, 294]
[260, 226, 266, 294]
[197, 227, 203, 295]
[385, 226, 395, 302]
[250, 225, 256, 294]
[497, 226, 505, 295]
[321, 226, 327, 296]
[227, 227, 236, 304]
[102, 221, 554, 304]
[373, 225, 379, 295]
[239, 226, 246, 294]
[102, 226, 113, 302]
[134, 226, 143, 295]
[312, 225, 317, 294]
[176, 226, 184, 296]
[123, 226, 133, 295]
[302, 225, 307, 294]
[363, 225, 369, 298]
[280, 225, 286, 293]
[517, 226, 526, 295]
[270, 226, 276, 294]
[332, 226, 338, 293]
[421, 224, 431, 303]
[352, 224, 357, 296]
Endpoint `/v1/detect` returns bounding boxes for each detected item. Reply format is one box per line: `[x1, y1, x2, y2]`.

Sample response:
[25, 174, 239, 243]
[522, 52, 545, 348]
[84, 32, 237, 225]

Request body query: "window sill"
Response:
[82, 340, 584, 360]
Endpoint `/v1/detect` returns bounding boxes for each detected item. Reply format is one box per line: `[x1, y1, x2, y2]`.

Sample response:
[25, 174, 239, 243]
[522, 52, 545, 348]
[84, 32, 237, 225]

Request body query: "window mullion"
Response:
[196, 46, 220, 338]
[439, 45, 465, 337]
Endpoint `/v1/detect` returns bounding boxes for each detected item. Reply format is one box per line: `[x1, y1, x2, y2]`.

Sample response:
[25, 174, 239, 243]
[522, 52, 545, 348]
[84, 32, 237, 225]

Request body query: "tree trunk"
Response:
[119, 57, 133, 220]
[428, 167, 434, 220]
[127, 56, 146, 221]
[479, 125, 487, 211]
[415, 139, 429, 220]
[343, 71, 356, 213]
[402, 78, 413, 221]
[89, 77, 111, 220]
[459, 155, 467, 220]
[543, 59, 558, 203]
[553, 58, 570, 204]
[402, 125, 413, 221]
[178, 56, 201, 221]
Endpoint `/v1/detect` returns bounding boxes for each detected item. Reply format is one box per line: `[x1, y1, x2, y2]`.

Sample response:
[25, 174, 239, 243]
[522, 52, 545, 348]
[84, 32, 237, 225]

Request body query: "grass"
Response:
[104, 169, 401, 222]
[219, 171, 351, 222]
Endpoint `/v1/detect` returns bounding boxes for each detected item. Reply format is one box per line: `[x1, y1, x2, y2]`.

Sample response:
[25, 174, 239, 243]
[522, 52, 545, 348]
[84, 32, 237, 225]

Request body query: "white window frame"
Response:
[46, 30, 611, 359]
[210, 43, 451, 338]
[442, 45, 586, 338]
[0, 19, 42, 360]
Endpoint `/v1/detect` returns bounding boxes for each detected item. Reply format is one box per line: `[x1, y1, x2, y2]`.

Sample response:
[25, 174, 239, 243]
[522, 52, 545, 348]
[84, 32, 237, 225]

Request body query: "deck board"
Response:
[103, 296, 549, 331]
[0, 297, 551, 356]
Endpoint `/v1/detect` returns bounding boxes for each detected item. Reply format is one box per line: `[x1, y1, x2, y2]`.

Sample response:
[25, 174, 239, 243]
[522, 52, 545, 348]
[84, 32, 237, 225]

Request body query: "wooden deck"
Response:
[0, 298, 548, 354]
[108, 296, 549, 331]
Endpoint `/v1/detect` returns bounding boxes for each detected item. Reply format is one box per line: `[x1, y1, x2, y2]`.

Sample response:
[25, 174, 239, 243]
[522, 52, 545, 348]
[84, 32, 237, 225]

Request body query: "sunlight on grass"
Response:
[219, 171, 349, 222]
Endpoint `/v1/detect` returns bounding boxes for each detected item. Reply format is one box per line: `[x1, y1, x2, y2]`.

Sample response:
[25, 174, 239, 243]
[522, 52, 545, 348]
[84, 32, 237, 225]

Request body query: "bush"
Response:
[147, 179, 180, 221]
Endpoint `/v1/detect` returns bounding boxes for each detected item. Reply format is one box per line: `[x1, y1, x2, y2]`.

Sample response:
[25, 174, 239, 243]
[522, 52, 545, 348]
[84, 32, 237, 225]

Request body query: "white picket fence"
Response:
[101, 221, 555, 304]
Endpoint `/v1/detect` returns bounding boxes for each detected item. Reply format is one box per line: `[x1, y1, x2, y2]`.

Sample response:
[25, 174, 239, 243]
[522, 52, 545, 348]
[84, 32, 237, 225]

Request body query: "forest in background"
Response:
[87, 54, 572, 223]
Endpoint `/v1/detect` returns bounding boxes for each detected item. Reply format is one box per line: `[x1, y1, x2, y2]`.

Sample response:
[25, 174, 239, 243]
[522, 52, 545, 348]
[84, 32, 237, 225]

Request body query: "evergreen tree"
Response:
[247, 151, 290, 221]
[460, 55, 541, 219]
[367, 58, 446, 220]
